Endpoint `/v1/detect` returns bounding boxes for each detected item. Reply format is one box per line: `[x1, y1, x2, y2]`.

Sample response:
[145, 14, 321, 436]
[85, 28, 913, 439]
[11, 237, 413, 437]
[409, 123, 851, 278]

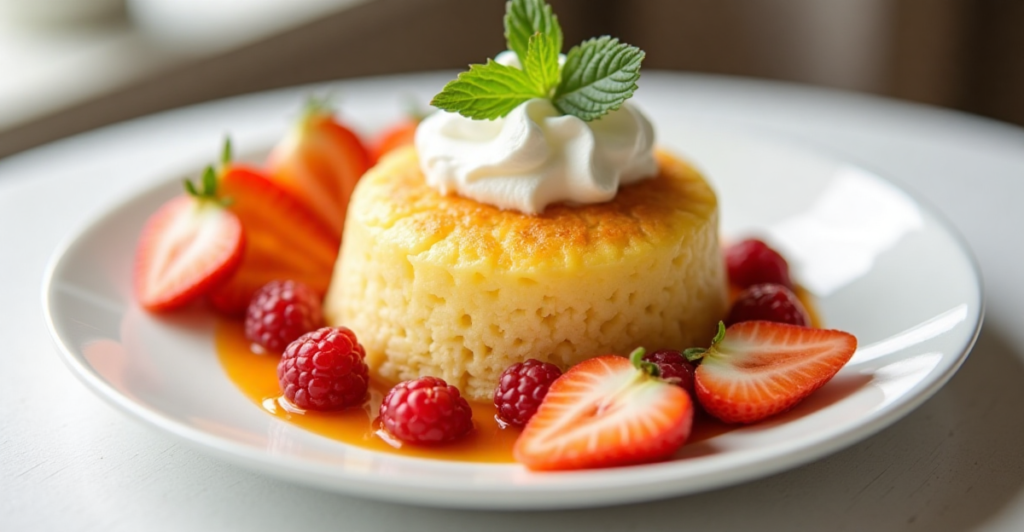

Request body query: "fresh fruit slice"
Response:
[514, 349, 693, 471]
[369, 118, 419, 164]
[208, 163, 340, 315]
[266, 97, 371, 238]
[725, 238, 793, 289]
[725, 283, 811, 327]
[134, 169, 245, 311]
[687, 321, 857, 424]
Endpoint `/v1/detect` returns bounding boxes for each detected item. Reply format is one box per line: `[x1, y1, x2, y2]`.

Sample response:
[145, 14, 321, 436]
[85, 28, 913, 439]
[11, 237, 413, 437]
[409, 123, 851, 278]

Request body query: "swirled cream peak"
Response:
[415, 53, 657, 214]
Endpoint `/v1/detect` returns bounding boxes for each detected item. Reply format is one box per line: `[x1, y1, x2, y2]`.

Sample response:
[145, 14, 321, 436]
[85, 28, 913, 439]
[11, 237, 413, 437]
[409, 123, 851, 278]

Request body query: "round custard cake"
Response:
[324, 146, 727, 401]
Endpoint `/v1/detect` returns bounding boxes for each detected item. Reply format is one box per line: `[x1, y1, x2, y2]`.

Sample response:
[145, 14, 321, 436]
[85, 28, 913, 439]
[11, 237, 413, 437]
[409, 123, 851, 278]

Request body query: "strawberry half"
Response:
[267, 97, 371, 239]
[134, 169, 245, 311]
[687, 321, 857, 424]
[514, 349, 694, 471]
[207, 162, 340, 315]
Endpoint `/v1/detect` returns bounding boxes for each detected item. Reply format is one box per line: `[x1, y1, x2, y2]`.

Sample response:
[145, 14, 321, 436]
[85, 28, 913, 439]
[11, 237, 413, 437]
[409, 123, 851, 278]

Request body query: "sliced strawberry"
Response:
[266, 98, 371, 239]
[368, 119, 418, 165]
[207, 163, 340, 315]
[688, 321, 857, 424]
[134, 170, 245, 311]
[514, 349, 694, 471]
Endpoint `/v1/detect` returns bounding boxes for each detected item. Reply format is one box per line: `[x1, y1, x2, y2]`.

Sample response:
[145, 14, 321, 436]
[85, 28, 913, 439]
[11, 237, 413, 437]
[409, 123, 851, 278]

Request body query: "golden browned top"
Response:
[345, 146, 719, 271]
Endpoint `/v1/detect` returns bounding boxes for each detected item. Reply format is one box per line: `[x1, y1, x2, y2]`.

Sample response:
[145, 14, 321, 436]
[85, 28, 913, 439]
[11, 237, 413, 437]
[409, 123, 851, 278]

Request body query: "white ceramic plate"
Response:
[42, 109, 982, 510]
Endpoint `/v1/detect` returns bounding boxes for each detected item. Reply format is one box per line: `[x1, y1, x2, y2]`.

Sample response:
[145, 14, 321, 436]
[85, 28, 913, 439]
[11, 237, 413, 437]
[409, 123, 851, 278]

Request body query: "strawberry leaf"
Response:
[221, 137, 233, 166]
[712, 321, 726, 344]
[203, 166, 217, 195]
[553, 36, 644, 121]
[683, 322, 726, 362]
[683, 347, 707, 363]
[303, 93, 335, 118]
[504, 0, 562, 64]
[184, 165, 232, 206]
[184, 166, 218, 199]
[183, 178, 199, 198]
[628, 347, 663, 377]
[431, 59, 543, 120]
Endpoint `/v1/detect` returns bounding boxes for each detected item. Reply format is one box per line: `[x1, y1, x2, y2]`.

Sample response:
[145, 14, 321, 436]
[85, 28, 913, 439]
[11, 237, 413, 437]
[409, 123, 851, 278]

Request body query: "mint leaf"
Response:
[430, 59, 543, 120]
[553, 36, 644, 121]
[504, 0, 562, 63]
[432, 2, 646, 122]
[521, 32, 560, 96]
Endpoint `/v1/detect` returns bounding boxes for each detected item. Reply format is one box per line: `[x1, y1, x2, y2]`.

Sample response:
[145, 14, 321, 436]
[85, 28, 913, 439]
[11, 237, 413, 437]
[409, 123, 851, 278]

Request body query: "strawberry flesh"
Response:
[134, 195, 245, 311]
[207, 165, 340, 315]
[694, 321, 857, 424]
[514, 355, 693, 471]
[267, 105, 370, 239]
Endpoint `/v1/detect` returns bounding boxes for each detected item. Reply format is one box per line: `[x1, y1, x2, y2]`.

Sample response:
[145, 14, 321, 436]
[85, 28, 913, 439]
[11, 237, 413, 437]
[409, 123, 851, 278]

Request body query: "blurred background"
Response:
[1, 0, 1021, 160]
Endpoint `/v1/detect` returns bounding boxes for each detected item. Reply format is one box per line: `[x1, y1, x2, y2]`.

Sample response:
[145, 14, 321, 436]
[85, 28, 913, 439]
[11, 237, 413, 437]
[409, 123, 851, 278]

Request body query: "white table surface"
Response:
[2, 72, 1023, 531]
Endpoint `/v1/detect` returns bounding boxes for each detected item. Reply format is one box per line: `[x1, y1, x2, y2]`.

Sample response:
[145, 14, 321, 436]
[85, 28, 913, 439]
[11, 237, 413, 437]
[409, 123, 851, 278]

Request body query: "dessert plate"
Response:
[43, 108, 982, 510]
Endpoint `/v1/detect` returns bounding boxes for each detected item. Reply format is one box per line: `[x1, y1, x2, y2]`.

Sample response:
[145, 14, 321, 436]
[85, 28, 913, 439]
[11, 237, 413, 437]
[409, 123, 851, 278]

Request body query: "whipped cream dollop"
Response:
[415, 52, 657, 214]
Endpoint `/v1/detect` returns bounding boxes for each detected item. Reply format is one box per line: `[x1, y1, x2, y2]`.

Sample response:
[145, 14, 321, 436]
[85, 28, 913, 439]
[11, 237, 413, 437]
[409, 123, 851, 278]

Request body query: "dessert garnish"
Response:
[415, 0, 657, 214]
[725, 238, 794, 289]
[726, 283, 811, 327]
[244, 279, 325, 353]
[267, 96, 371, 239]
[206, 140, 339, 315]
[134, 167, 245, 311]
[514, 348, 694, 471]
[493, 359, 563, 427]
[431, 0, 642, 121]
[277, 326, 369, 410]
[380, 376, 474, 444]
[684, 321, 857, 424]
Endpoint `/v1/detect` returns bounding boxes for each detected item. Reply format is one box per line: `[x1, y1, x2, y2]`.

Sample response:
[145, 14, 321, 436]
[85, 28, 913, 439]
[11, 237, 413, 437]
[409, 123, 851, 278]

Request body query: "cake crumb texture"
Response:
[325, 146, 727, 401]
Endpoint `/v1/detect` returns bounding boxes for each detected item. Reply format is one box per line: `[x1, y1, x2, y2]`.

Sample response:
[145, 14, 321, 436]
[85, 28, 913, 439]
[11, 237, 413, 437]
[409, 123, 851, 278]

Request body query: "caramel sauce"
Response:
[796, 286, 824, 328]
[215, 319, 519, 463]
[214, 319, 742, 463]
[214, 283, 818, 463]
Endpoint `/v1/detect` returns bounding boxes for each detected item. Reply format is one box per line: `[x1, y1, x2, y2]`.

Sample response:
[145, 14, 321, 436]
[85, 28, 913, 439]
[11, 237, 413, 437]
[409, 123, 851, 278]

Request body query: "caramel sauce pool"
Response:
[214, 317, 750, 463]
[216, 319, 520, 462]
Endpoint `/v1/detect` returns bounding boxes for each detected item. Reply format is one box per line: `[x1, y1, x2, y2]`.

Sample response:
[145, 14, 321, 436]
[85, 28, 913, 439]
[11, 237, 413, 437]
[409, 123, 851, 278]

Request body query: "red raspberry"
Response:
[380, 376, 472, 444]
[245, 280, 324, 353]
[726, 283, 811, 327]
[725, 238, 793, 289]
[642, 349, 696, 396]
[494, 359, 563, 426]
[277, 327, 368, 410]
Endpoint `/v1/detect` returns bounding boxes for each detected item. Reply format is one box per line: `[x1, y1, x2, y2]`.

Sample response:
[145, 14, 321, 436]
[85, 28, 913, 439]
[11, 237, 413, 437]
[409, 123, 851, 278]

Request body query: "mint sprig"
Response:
[431, 0, 644, 122]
